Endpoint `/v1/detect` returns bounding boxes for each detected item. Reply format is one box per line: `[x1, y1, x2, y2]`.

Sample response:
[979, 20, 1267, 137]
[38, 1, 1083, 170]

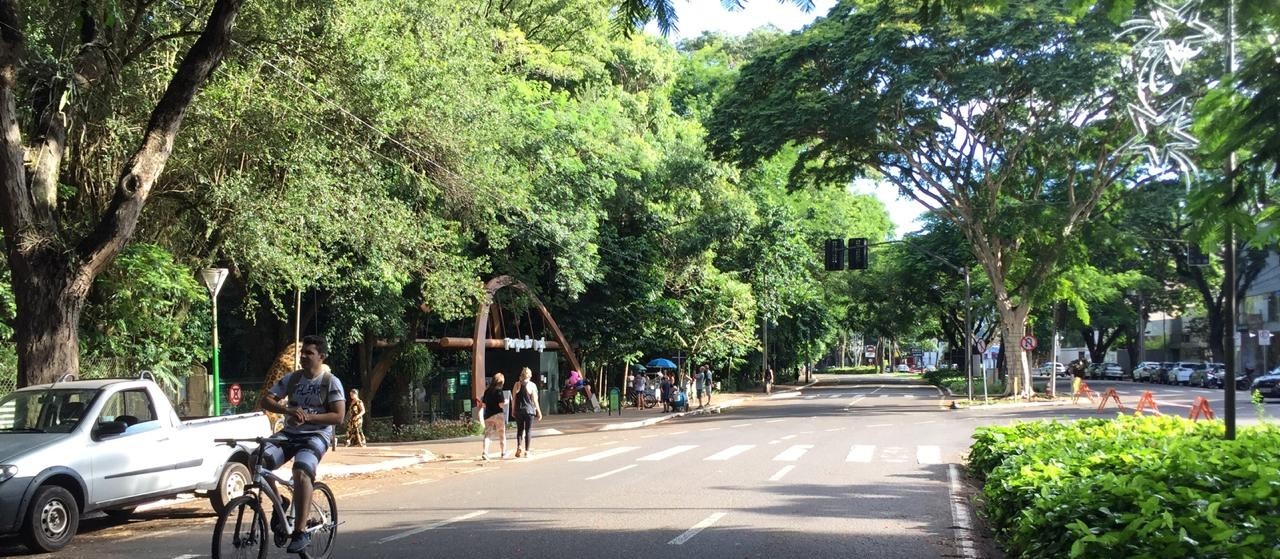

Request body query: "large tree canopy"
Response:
[706, 0, 1141, 395]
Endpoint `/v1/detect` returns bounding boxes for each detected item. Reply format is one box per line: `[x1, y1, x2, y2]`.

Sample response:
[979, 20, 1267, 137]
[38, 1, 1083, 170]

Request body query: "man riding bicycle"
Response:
[257, 335, 346, 554]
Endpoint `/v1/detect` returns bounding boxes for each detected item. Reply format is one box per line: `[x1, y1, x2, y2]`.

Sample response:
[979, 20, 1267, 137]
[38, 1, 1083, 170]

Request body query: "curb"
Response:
[317, 450, 437, 480]
[600, 397, 748, 431]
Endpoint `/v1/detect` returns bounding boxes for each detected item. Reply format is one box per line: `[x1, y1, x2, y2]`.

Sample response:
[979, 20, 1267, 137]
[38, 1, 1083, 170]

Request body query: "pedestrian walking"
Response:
[513, 367, 542, 457]
[1069, 353, 1088, 396]
[633, 370, 647, 409]
[660, 372, 674, 412]
[764, 368, 774, 395]
[345, 388, 366, 447]
[695, 365, 708, 408]
[480, 373, 509, 460]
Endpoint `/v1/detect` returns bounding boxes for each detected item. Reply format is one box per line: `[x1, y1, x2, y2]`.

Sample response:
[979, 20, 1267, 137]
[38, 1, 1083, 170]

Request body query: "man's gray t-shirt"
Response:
[269, 370, 346, 442]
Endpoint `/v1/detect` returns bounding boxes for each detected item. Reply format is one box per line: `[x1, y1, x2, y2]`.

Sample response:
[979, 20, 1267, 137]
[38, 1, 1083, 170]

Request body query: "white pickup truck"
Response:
[0, 375, 271, 552]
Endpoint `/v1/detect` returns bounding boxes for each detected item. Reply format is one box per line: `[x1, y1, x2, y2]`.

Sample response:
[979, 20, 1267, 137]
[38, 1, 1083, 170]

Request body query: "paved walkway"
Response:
[317, 384, 812, 479]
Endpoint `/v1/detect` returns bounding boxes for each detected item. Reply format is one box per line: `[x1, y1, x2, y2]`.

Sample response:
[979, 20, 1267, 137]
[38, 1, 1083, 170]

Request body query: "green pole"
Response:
[212, 297, 221, 416]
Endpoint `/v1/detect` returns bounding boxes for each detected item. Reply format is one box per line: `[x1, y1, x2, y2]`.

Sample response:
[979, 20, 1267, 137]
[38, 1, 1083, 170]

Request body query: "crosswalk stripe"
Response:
[846, 445, 875, 463]
[587, 464, 637, 480]
[376, 510, 488, 544]
[917, 445, 943, 465]
[773, 445, 813, 462]
[522, 447, 584, 462]
[705, 445, 755, 461]
[638, 445, 699, 461]
[769, 465, 795, 481]
[669, 512, 727, 545]
[570, 447, 639, 462]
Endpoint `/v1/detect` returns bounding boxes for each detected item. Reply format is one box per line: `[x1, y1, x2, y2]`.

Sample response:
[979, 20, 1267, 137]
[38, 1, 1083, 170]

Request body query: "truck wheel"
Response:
[209, 462, 251, 515]
[21, 485, 79, 552]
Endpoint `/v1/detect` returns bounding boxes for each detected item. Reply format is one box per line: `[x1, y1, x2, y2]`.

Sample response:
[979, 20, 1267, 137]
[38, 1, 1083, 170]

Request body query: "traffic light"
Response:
[1187, 244, 1210, 267]
[824, 239, 846, 271]
[848, 238, 868, 270]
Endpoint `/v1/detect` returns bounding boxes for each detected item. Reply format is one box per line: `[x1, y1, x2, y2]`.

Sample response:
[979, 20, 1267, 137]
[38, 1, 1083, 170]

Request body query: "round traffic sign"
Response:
[228, 383, 242, 406]
[1020, 335, 1038, 351]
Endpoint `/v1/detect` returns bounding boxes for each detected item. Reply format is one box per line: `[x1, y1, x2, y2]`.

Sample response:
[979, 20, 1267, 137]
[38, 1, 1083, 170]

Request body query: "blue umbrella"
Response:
[647, 358, 677, 369]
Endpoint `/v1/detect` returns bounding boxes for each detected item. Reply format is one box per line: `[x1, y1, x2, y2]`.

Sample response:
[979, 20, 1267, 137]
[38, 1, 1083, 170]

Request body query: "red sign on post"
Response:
[1020, 335, 1038, 351]
[228, 384, 242, 407]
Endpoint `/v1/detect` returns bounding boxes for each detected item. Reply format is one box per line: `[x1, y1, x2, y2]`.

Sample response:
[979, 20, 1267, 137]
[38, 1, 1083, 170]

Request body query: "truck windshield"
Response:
[0, 389, 98, 434]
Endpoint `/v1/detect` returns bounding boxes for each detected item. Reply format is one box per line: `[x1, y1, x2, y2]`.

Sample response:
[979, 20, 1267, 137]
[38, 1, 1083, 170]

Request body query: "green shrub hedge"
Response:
[821, 365, 880, 375]
[362, 417, 483, 443]
[969, 416, 1280, 558]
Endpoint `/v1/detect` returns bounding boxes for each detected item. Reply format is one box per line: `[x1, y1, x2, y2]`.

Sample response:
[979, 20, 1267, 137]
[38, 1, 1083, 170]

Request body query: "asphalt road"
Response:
[7, 375, 1275, 559]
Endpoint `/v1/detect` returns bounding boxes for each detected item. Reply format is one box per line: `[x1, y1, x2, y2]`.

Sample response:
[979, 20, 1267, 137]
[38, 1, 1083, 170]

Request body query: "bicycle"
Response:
[211, 437, 338, 559]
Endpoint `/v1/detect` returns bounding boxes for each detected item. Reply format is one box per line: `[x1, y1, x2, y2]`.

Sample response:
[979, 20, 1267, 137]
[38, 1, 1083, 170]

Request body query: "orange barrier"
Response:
[1134, 391, 1161, 415]
[1096, 387, 1126, 412]
[1072, 381, 1097, 404]
[1189, 396, 1216, 420]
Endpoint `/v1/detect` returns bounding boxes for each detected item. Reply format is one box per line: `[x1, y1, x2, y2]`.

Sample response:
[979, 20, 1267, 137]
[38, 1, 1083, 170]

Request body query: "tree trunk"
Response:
[12, 266, 88, 387]
[995, 306, 1032, 399]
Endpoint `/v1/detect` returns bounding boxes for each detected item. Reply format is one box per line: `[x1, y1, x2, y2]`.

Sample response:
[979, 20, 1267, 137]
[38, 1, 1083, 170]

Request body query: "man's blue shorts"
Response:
[261, 433, 328, 480]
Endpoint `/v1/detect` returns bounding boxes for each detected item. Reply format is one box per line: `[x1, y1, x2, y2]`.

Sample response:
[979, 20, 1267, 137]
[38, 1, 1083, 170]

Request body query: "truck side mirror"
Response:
[94, 421, 127, 438]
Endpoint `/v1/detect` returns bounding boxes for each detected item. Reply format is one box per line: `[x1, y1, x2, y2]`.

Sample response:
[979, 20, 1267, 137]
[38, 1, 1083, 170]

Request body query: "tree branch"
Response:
[78, 0, 244, 278]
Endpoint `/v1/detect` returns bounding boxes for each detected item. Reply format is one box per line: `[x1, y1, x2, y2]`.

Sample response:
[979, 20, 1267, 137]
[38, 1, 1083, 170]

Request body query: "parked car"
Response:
[1250, 370, 1280, 399]
[1132, 362, 1162, 382]
[1171, 362, 1206, 385]
[1085, 362, 1105, 379]
[0, 375, 272, 552]
[1102, 362, 1125, 380]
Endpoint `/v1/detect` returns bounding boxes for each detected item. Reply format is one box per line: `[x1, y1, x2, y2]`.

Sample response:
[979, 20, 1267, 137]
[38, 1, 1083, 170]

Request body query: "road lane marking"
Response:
[172, 555, 200, 559]
[769, 465, 796, 481]
[845, 395, 866, 408]
[780, 434, 797, 440]
[587, 464, 638, 480]
[773, 445, 813, 461]
[522, 447, 584, 461]
[376, 510, 489, 544]
[571, 446, 640, 462]
[867, 423, 893, 428]
[403, 478, 438, 486]
[766, 392, 801, 399]
[914, 420, 937, 425]
[879, 394, 890, 398]
[948, 465, 979, 559]
[825, 427, 842, 432]
[731, 423, 754, 428]
[639, 445, 699, 461]
[804, 395, 819, 400]
[344, 489, 378, 498]
[641, 434, 662, 438]
[846, 445, 875, 463]
[669, 512, 728, 545]
[705, 445, 755, 461]
[700, 427, 721, 432]
[917, 446, 943, 465]
[120, 528, 185, 542]
[765, 419, 785, 423]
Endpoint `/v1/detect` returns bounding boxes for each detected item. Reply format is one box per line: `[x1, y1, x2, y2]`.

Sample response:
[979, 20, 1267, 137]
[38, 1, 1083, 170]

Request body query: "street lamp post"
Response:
[200, 268, 229, 416]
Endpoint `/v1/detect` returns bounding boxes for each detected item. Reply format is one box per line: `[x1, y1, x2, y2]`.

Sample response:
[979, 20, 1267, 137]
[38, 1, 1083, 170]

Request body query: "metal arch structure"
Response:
[470, 275, 582, 406]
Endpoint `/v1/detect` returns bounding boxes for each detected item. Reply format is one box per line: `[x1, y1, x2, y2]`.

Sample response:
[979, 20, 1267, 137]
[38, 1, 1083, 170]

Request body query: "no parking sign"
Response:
[228, 384, 242, 406]
[1020, 335, 1038, 351]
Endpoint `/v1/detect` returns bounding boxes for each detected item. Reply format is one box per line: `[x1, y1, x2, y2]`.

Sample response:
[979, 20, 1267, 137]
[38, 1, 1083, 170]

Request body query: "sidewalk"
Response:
[319, 383, 815, 479]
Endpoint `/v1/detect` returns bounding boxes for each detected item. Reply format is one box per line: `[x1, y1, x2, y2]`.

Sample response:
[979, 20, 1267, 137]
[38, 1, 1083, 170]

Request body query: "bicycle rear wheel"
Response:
[299, 482, 337, 559]
[212, 495, 267, 559]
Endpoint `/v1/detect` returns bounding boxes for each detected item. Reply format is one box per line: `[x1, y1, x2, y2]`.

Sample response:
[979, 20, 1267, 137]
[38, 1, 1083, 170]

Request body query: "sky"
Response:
[649, 0, 930, 236]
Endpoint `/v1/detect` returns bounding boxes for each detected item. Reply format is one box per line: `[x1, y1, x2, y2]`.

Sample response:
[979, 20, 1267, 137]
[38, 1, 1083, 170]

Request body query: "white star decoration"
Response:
[1121, 0, 1220, 182]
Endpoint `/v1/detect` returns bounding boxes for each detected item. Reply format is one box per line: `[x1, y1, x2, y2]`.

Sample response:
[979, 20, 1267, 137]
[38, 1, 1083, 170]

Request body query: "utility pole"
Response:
[1223, 0, 1238, 440]
[964, 267, 973, 402]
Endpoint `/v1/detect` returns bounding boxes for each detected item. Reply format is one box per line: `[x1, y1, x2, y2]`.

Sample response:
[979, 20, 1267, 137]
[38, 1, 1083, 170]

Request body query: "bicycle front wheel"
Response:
[212, 495, 267, 559]
[299, 482, 338, 559]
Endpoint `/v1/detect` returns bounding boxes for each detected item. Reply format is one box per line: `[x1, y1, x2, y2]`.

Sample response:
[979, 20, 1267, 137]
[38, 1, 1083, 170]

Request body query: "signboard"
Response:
[973, 339, 986, 354]
[1020, 335, 1038, 351]
[1260, 330, 1273, 346]
[228, 384, 242, 407]
[447, 378, 457, 396]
